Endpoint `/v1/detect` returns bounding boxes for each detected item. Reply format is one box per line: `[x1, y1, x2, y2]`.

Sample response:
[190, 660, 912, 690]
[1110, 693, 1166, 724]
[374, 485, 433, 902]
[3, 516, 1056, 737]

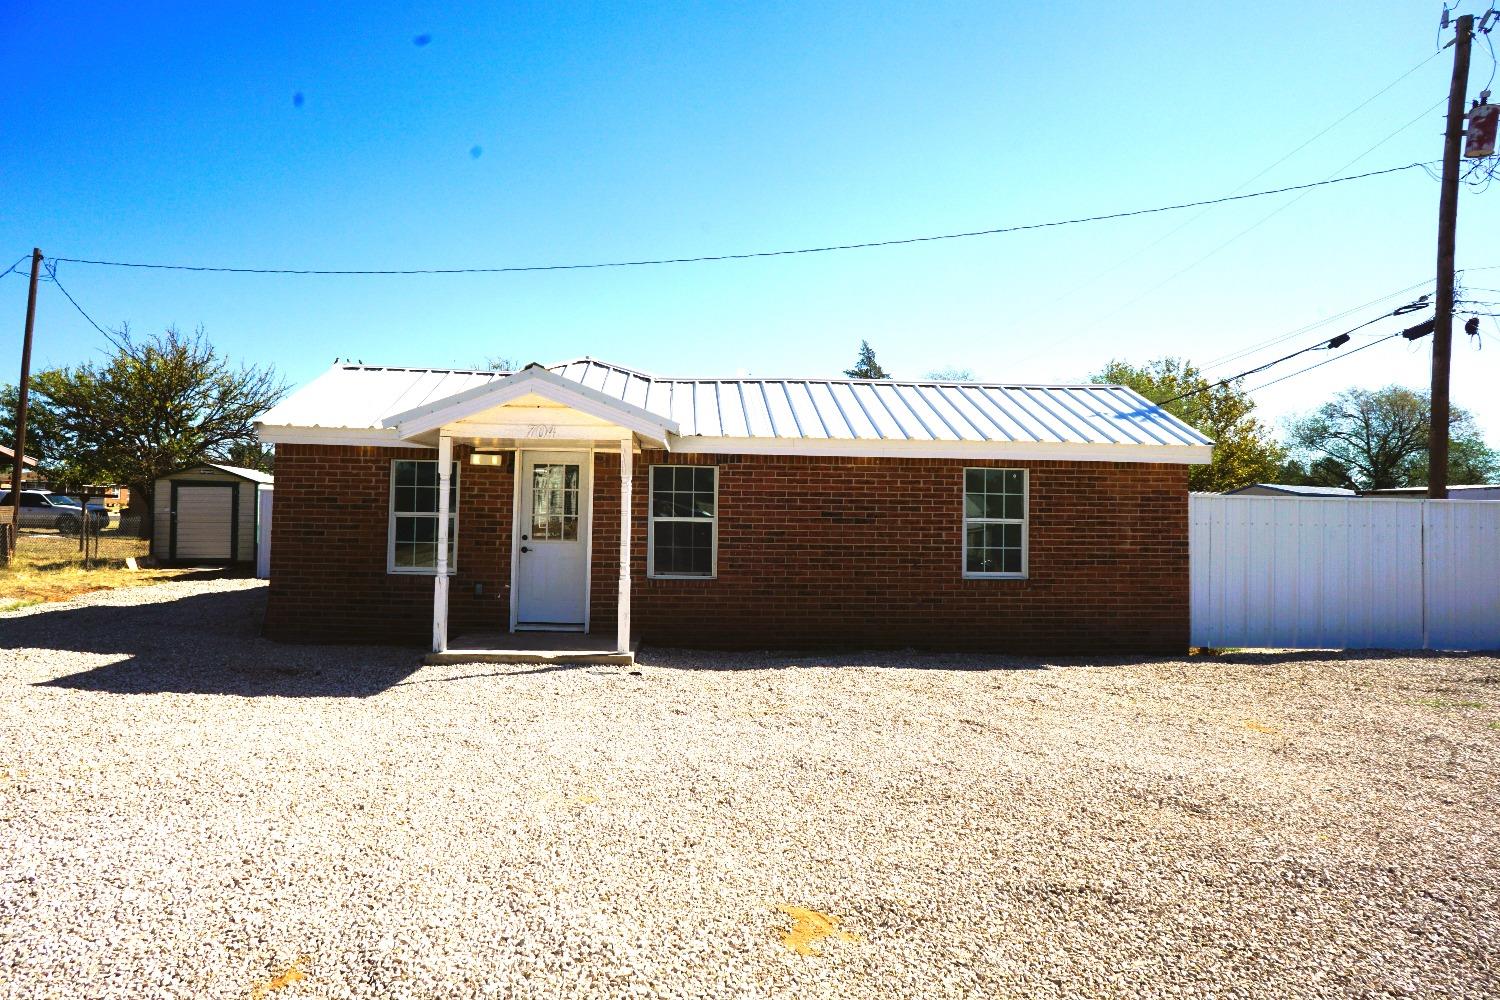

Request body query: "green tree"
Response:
[1092, 358, 1284, 493]
[1438, 434, 1500, 485]
[31, 326, 287, 535]
[0, 383, 68, 482]
[215, 440, 276, 475]
[844, 340, 890, 379]
[1287, 385, 1498, 490]
[1275, 454, 1355, 490]
[926, 366, 976, 381]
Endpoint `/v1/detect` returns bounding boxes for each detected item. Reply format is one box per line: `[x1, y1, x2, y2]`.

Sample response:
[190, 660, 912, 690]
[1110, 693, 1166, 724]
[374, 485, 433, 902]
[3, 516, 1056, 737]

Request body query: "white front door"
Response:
[516, 451, 589, 628]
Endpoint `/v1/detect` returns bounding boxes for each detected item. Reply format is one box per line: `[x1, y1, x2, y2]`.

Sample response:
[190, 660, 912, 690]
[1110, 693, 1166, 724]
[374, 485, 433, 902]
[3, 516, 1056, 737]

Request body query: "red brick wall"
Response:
[591, 451, 1189, 654]
[265, 443, 513, 643]
[266, 444, 1189, 653]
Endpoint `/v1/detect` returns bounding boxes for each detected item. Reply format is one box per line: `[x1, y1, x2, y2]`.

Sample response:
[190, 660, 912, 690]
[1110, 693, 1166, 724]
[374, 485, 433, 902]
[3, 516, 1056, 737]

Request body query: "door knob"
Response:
[520, 546, 530, 553]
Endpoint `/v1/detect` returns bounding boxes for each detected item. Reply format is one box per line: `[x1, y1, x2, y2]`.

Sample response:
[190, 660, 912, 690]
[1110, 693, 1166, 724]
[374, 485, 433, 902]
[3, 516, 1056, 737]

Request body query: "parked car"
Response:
[58, 496, 112, 524]
[0, 490, 109, 532]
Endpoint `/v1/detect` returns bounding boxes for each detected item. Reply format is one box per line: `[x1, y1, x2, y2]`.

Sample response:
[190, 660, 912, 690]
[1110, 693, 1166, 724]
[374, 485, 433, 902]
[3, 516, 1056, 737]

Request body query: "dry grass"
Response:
[0, 531, 189, 610]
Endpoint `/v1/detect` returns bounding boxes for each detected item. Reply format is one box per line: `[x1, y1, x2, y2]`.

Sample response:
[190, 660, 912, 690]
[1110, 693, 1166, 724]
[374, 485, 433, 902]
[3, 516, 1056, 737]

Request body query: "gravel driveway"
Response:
[2, 579, 1498, 998]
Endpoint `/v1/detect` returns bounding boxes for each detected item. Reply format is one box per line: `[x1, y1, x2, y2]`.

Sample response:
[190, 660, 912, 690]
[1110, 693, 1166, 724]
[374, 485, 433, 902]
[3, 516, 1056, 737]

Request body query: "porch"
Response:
[387, 364, 679, 659]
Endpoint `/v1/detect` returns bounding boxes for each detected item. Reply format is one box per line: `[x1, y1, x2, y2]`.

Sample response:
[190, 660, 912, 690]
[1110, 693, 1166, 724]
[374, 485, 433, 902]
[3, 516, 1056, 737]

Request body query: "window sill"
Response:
[962, 572, 1029, 580]
[387, 568, 459, 577]
[647, 573, 717, 581]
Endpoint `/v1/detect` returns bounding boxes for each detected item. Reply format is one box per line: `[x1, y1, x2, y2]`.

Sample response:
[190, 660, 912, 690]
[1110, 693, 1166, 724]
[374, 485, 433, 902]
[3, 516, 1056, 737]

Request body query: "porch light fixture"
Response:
[468, 451, 514, 471]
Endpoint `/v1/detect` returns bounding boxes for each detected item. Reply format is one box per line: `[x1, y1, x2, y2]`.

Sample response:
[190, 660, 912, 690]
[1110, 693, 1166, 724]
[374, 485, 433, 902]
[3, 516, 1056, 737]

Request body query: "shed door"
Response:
[173, 485, 234, 560]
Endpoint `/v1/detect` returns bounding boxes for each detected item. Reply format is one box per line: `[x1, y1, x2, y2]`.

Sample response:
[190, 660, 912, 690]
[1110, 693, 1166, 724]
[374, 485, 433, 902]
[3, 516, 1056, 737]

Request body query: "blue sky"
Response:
[3, 1, 1499, 438]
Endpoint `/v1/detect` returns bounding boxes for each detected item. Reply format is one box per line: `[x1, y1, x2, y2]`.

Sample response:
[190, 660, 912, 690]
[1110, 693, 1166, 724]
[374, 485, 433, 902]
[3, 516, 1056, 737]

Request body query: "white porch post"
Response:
[617, 435, 632, 654]
[433, 433, 452, 653]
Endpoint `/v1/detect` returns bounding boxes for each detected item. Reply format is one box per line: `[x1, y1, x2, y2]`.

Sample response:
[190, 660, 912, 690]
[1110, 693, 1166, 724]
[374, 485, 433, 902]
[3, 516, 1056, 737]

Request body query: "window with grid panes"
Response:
[528, 463, 581, 540]
[963, 468, 1026, 577]
[388, 460, 458, 573]
[648, 466, 717, 577]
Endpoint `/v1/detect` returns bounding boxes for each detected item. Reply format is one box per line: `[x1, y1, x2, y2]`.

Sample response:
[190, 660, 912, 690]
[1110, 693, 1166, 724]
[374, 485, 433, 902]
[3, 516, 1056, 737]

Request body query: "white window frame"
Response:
[387, 459, 459, 576]
[962, 467, 1029, 580]
[647, 464, 718, 580]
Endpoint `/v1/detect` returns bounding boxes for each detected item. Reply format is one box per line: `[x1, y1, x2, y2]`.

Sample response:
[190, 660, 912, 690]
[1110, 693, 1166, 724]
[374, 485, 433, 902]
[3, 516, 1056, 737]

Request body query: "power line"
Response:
[1111, 53, 1446, 265]
[1200, 277, 1434, 372]
[1481, 10, 1498, 91]
[44, 262, 113, 340]
[1112, 100, 1447, 306]
[1220, 50, 1445, 196]
[1010, 103, 1448, 368]
[1152, 296, 1433, 407]
[1003, 51, 1446, 354]
[49, 162, 1436, 277]
[1156, 329, 1367, 407]
[0, 254, 30, 280]
[1244, 332, 1404, 393]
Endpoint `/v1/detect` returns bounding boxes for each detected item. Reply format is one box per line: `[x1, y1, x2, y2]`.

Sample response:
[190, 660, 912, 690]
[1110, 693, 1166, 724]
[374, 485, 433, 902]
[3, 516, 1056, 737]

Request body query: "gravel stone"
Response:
[2, 579, 1498, 998]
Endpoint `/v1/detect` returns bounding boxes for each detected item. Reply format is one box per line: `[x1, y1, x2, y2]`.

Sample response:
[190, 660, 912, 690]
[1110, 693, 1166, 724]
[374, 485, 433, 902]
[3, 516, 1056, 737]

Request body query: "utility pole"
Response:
[7, 249, 42, 556]
[1430, 14, 1473, 499]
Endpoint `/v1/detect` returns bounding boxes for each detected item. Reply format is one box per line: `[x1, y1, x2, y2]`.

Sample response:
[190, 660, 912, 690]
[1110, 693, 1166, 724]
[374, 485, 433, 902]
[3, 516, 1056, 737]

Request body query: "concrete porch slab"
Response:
[426, 632, 638, 666]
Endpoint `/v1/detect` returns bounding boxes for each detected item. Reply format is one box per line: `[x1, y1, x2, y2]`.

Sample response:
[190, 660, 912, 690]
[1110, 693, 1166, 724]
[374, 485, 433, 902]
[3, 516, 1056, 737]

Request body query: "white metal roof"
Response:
[257, 365, 502, 431]
[258, 357, 1213, 455]
[208, 463, 274, 484]
[163, 462, 274, 484]
[1226, 483, 1357, 497]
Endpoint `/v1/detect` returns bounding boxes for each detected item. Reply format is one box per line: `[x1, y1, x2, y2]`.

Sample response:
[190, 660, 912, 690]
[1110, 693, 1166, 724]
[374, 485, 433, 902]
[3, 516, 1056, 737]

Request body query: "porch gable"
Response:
[383, 365, 677, 446]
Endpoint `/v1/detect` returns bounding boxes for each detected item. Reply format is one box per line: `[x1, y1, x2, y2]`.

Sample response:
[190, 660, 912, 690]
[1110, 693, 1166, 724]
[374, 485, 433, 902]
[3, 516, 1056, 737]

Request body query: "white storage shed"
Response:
[150, 463, 273, 564]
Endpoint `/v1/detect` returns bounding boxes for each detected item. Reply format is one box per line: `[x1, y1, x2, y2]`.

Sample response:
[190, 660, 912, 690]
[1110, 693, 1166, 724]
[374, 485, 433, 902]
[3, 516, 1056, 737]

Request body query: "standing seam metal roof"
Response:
[255, 357, 1212, 448]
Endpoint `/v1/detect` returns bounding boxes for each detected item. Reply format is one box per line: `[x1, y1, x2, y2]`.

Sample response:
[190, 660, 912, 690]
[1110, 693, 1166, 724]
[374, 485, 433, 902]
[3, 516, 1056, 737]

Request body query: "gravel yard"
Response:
[2, 579, 1498, 999]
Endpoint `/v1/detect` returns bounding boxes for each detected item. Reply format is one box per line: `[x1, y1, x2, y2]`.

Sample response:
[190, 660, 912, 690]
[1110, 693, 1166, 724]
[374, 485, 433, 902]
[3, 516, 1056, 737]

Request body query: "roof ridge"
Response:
[340, 363, 505, 376]
[616, 376, 1132, 391]
[545, 357, 663, 379]
[335, 359, 1129, 392]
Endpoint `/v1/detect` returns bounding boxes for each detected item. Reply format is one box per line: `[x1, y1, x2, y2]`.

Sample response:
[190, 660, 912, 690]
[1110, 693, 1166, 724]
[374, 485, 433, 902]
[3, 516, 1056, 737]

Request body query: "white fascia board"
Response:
[256, 424, 434, 450]
[387, 367, 679, 442]
[666, 435, 1214, 465]
[450, 424, 666, 450]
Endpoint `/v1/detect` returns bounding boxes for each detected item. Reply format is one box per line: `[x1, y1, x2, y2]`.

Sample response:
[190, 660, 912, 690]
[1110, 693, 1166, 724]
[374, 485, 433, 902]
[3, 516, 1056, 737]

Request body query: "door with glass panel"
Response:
[516, 452, 588, 628]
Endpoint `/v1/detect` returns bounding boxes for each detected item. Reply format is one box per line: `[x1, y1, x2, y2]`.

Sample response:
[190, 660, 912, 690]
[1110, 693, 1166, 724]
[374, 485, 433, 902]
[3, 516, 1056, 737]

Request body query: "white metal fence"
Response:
[256, 485, 272, 579]
[1190, 494, 1500, 650]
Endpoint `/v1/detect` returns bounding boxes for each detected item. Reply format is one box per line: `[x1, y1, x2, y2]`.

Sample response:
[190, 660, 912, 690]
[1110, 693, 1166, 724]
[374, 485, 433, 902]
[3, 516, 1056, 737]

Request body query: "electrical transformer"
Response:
[1466, 100, 1497, 159]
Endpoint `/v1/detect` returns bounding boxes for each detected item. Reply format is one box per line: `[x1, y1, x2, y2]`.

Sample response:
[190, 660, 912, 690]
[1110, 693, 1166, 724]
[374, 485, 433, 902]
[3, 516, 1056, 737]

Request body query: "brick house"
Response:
[255, 358, 1212, 657]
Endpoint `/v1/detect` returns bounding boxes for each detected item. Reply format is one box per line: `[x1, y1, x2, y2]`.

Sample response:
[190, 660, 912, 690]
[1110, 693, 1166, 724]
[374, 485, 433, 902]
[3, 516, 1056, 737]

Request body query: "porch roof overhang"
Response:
[382, 365, 679, 447]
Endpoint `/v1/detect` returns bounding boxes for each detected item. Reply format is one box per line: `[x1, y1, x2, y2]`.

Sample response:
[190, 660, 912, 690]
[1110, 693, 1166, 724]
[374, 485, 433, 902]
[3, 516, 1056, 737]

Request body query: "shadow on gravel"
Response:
[12, 586, 422, 698]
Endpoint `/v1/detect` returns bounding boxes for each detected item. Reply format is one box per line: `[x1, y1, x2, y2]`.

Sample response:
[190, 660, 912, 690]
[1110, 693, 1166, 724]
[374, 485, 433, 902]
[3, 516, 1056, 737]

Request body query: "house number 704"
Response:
[526, 425, 558, 438]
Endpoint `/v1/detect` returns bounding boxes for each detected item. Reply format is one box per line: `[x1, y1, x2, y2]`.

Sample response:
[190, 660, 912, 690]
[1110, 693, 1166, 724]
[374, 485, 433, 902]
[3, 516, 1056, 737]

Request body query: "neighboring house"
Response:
[150, 463, 273, 565]
[0, 443, 39, 481]
[68, 483, 130, 512]
[255, 359, 1213, 655]
[1360, 484, 1500, 499]
[1224, 484, 1358, 498]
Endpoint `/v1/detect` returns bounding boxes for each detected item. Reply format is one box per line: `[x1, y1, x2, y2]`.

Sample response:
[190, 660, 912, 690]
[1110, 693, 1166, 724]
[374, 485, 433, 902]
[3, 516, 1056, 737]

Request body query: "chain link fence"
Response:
[12, 511, 150, 569]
